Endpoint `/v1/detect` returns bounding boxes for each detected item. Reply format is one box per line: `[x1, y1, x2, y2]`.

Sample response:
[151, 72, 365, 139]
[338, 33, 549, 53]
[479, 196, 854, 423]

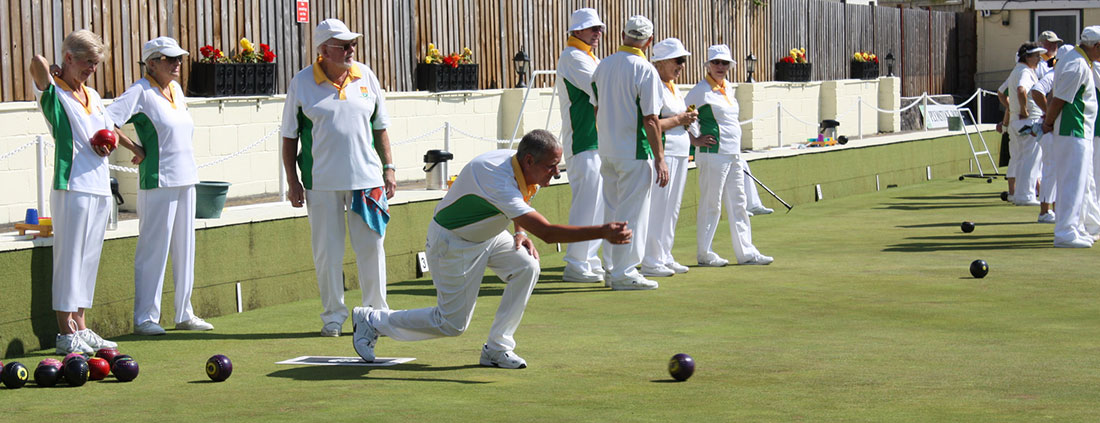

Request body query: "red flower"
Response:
[262, 50, 277, 63]
[872, 57, 879, 64]
[200, 45, 214, 58]
[260, 43, 271, 53]
[780, 56, 795, 64]
[442, 54, 460, 68]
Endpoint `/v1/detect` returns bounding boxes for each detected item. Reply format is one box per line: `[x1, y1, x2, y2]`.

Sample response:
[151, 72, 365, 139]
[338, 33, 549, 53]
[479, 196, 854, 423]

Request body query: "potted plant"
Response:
[850, 51, 879, 80]
[189, 38, 277, 97]
[775, 47, 811, 82]
[416, 44, 477, 92]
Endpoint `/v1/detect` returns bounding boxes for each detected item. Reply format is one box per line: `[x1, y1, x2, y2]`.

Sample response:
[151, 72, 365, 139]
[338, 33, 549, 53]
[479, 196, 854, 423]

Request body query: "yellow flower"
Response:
[790, 48, 799, 57]
[799, 47, 806, 55]
[428, 43, 436, 49]
[240, 38, 254, 53]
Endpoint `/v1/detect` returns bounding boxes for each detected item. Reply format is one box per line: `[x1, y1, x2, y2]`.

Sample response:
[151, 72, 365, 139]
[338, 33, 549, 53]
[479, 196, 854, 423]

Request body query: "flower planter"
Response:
[189, 62, 277, 97]
[416, 63, 478, 92]
[775, 62, 812, 82]
[850, 61, 879, 80]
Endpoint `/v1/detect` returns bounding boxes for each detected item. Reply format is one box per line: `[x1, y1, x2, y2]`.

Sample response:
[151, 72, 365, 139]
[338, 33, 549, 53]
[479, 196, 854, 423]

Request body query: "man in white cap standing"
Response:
[591, 15, 668, 290]
[1041, 26, 1100, 248]
[1037, 30, 1063, 79]
[557, 8, 608, 284]
[281, 18, 396, 335]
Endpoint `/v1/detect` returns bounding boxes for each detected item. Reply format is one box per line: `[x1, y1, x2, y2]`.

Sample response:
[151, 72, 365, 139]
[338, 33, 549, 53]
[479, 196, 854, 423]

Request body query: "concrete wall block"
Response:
[188, 103, 224, 126]
[207, 126, 241, 156]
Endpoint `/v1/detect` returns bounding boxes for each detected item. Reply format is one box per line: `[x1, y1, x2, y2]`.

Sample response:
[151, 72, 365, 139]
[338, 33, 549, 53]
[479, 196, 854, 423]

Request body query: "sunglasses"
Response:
[325, 41, 358, 51]
[674, 57, 687, 65]
[158, 56, 184, 64]
[709, 60, 731, 66]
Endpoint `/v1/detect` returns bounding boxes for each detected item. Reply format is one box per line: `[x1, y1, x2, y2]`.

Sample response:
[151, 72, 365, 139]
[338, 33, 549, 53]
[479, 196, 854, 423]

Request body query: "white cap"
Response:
[624, 15, 653, 40]
[141, 37, 188, 62]
[706, 44, 735, 64]
[1057, 44, 1074, 58]
[569, 8, 605, 32]
[313, 18, 361, 49]
[651, 38, 690, 62]
[1082, 26, 1100, 44]
[1038, 30, 1062, 43]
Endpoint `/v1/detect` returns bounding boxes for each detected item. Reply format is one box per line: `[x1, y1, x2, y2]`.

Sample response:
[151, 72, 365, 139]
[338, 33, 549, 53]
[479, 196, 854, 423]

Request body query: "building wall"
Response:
[976, 8, 1100, 90]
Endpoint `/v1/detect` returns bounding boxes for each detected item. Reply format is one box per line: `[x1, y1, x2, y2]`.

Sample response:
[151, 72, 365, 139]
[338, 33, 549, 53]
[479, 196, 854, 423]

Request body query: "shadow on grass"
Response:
[650, 379, 684, 383]
[891, 193, 1001, 201]
[883, 240, 1050, 252]
[266, 363, 491, 384]
[876, 202, 1001, 211]
[109, 331, 320, 342]
[895, 221, 1037, 229]
[905, 233, 1049, 240]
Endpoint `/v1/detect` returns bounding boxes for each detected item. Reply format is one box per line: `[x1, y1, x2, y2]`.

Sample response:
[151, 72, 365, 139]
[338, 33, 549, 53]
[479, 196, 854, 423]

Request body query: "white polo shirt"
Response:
[432, 149, 537, 243]
[591, 46, 662, 160]
[1031, 70, 1054, 97]
[281, 58, 390, 191]
[556, 36, 600, 159]
[998, 63, 1029, 98]
[106, 77, 198, 189]
[1014, 68, 1043, 122]
[658, 82, 690, 157]
[33, 76, 113, 196]
[685, 75, 741, 155]
[1051, 48, 1097, 140]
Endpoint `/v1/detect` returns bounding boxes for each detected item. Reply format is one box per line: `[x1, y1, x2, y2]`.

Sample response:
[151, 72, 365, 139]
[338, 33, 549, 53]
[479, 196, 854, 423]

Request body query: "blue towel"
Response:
[351, 187, 389, 237]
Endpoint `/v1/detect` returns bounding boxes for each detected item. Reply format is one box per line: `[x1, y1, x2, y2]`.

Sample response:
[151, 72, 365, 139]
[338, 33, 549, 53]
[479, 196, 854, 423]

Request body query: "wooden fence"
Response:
[0, 0, 975, 102]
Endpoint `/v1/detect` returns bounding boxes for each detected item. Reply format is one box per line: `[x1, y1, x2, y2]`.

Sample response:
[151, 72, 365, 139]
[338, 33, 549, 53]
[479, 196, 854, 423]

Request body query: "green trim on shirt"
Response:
[433, 194, 503, 230]
[696, 104, 720, 154]
[40, 85, 74, 190]
[1058, 85, 1088, 138]
[296, 108, 315, 190]
[634, 98, 653, 160]
[128, 113, 162, 189]
[563, 79, 598, 155]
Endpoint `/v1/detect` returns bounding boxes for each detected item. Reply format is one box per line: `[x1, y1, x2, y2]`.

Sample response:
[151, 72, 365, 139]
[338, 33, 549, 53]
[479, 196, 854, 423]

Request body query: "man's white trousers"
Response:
[1051, 135, 1093, 244]
[599, 156, 652, 281]
[1038, 133, 1057, 203]
[563, 150, 604, 274]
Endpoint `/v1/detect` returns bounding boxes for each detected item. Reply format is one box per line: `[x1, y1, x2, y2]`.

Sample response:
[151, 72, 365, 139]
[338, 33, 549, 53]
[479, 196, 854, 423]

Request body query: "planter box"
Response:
[416, 63, 478, 92]
[775, 62, 812, 82]
[189, 62, 277, 97]
[850, 61, 879, 80]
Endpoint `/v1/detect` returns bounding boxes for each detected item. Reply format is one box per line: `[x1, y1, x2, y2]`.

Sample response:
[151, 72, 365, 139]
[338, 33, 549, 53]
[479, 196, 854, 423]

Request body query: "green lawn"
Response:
[5, 179, 1100, 422]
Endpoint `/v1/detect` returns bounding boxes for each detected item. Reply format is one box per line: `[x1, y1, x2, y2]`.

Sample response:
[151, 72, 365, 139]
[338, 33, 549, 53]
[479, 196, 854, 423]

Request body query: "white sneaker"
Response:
[134, 321, 166, 336]
[321, 322, 342, 337]
[77, 328, 117, 349]
[351, 307, 378, 362]
[1038, 212, 1056, 223]
[698, 255, 729, 267]
[748, 206, 774, 215]
[479, 345, 527, 369]
[740, 255, 774, 265]
[562, 267, 603, 283]
[176, 317, 214, 331]
[55, 333, 94, 355]
[1015, 199, 1040, 206]
[640, 265, 675, 277]
[1054, 238, 1093, 248]
[609, 276, 659, 291]
[666, 262, 690, 274]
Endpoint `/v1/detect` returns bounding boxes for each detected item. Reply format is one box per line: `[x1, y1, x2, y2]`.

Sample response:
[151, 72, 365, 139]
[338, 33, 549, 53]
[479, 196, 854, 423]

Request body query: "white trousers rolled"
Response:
[563, 150, 604, 274]
[642, 155, 688, 269]
[742, 158, 765, 210]
[1051, 135, 1093, 244]
[372, 222, 539, 352]
[1038, 133, 1057, 203]
[696, 153, 761, 263]
[51, 189, 110, 312]
[133, 186, 197, 326]
[1084, 137, 1100, 236]
[600, 156, 652, 281]
[1010, 119, 1042, 202]
[305, 189, 388, 327]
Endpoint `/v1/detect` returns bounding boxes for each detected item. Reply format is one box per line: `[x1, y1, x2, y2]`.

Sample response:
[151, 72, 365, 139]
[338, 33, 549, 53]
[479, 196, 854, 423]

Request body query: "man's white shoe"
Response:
[351, 307, 378, 362]
[562, 267, 603, 283]
[55, 333, 94, 355]
[740, 255, 774, 265]
[78, 328, 117, 349]
[1038, 212, 1056, 223]
[666, 262, 690, 274]
[1054, 238, 1093, 248]
[321, 322, 342, 337]
[1015, 199, 1041, 206]
[640, 265, 675, 277]
[748, 206, 774, 215]
[479, 345, 527, 369]
[134, 321, 167, 336]
[176, 317, 214, 331]
[698, 255, 729, 267]
[609, 276, 659, 291]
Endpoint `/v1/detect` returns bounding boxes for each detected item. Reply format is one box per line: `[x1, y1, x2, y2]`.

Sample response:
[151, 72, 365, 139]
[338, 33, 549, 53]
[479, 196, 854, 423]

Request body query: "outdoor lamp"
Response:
[745, 53, 757, 83]
[513, 48, 531, 88]
[885, 52, 896, 77]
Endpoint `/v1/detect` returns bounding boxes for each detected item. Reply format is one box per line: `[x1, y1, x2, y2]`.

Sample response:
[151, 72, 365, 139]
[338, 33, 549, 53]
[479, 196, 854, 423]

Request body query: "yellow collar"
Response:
[617, 45, 646, 59]
[145, 76, 179, 109]
[1075, 47, 1095, 71]
[54, 77, 93, 115]
[567, 36, 597, 61]
[312, 57, 363, 100]
[510, 155, 538, 203]
[663, 80, 678, 96]
[705, 74, 732, 106]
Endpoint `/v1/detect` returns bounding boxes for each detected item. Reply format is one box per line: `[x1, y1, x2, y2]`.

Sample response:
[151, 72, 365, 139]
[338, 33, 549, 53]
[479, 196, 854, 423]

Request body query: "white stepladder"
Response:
[954, 107, 1002, 184]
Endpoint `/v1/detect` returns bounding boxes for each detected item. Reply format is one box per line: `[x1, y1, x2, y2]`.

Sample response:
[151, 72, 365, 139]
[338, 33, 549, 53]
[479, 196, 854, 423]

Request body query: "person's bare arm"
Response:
[29, 55, 51, 91]
[643, 114, 669, 187]
[657, 109, 698, 132]
[373, 129, 396, 199]
[115, 131, 145, 165]
[282, 137, 304, 207]
[512, 211, 631, 245]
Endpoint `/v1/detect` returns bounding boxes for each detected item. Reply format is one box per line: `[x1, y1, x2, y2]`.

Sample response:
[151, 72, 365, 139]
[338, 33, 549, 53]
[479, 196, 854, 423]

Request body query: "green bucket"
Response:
[947, 116, 963, 131]
[195, 181, 231, 219]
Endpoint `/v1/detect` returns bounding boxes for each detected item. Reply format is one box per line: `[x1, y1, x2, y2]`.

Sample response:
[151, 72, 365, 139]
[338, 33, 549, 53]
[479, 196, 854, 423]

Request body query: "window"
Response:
[1032, 9, 1083, 45]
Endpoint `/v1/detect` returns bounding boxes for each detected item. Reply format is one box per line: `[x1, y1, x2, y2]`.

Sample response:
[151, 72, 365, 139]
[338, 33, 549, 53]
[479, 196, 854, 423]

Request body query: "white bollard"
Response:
[36, 135, 47, 215]
[857, 96, 864, 141]
[777, 102, 783, 148]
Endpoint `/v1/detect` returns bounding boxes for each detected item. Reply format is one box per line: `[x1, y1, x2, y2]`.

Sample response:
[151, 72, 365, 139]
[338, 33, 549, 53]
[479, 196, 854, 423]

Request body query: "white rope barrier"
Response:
[390, 124, 446, 146]
[450, 125, 511, 144]
[197, 126, 280, 169]
[779, 105, 819, 127]
[0, 139, 38, 162]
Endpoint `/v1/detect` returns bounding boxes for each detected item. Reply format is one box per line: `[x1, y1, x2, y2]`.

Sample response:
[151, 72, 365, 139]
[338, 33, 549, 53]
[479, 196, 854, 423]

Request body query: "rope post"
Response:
[443, 121, 451, 181]
[36, 135, 46, 215]
[921, 93, 929, 131]
[977, 89, 984, 125]
[857, 96, 864, 141]
[278, 154, 287, 203]
[777, 101, 783, 148]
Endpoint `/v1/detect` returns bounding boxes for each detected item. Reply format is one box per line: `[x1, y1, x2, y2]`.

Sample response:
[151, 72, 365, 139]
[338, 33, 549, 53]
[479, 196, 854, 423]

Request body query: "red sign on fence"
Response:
[296, 1, 309, 23]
